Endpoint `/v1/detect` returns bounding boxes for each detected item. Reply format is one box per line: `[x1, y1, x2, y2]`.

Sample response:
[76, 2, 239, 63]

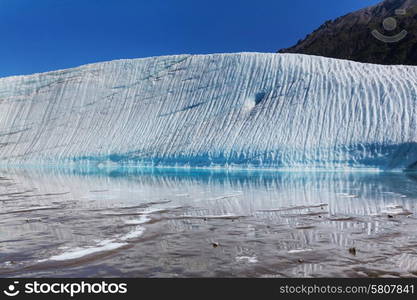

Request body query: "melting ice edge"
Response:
[0, 53, 417, 171]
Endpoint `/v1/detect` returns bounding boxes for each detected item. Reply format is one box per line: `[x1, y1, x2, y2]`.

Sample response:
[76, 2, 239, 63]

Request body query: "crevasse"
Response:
[0, 53, 416, 171]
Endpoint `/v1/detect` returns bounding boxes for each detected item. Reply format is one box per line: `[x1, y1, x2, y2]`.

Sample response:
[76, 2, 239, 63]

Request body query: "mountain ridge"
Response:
[279, 0, 417, 65]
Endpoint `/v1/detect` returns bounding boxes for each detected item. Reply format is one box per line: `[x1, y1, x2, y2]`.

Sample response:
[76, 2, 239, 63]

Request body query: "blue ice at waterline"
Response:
[0, 53, 416, 171]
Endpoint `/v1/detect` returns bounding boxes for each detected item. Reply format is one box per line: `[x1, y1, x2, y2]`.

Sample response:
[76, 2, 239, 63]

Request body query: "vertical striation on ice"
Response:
[0, 53, 416, 171]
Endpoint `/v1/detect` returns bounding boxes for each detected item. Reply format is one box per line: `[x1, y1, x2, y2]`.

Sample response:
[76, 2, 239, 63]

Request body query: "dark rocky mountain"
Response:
[279, 0, 417, 65]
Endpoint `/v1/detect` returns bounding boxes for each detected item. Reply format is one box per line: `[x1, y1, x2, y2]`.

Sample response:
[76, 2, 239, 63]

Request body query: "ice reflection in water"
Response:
[1, 168, 417, 277]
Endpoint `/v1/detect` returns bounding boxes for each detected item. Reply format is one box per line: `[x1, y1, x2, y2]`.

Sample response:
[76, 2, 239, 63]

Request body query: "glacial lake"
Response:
[1, 167, 417, 277]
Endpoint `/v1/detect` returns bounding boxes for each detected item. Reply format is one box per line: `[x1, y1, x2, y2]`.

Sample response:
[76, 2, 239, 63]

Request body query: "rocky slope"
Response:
[279, 0, 417, 65]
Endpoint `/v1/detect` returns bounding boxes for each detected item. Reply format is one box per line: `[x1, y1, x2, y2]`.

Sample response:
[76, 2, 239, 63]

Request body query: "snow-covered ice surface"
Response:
[0, 53, 417, 170]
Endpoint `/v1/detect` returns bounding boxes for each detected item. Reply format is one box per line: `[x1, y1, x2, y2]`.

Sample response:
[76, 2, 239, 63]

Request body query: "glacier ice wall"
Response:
[0, 53, 417, 170]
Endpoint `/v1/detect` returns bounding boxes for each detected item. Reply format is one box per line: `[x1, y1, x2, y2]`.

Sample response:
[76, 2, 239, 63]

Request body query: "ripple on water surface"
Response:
[1, 168, 417, 277]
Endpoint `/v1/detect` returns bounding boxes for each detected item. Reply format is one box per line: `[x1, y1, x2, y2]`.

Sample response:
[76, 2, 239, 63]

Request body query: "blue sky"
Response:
[0, 0, 380, 77]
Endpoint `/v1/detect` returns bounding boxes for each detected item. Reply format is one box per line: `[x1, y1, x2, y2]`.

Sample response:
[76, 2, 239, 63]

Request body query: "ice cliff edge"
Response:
[0, 53, 416, 171]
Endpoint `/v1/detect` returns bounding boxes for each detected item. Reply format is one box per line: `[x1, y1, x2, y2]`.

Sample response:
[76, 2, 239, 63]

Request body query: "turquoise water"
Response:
[1, 167, 417, 277]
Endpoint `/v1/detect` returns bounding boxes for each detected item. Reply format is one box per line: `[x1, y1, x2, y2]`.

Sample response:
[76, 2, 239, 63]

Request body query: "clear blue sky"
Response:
[0, 0, 380, 77]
